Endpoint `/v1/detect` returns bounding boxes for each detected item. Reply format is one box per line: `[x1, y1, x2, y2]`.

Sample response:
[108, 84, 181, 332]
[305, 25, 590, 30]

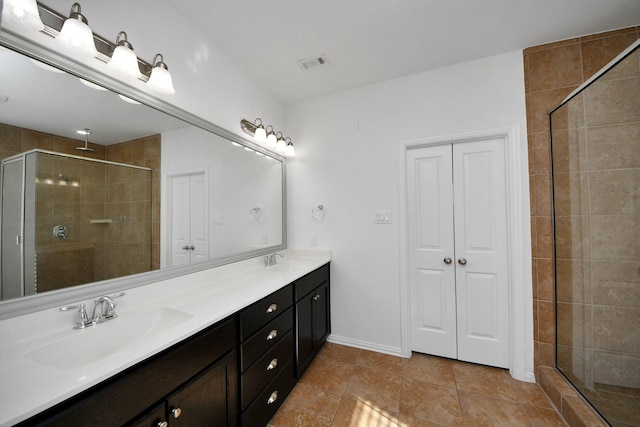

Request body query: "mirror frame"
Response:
[0, 26, 287, 319]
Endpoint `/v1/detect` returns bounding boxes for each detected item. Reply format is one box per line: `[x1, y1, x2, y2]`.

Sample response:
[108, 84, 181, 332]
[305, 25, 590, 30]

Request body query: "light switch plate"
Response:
[374, 211, 392, 224]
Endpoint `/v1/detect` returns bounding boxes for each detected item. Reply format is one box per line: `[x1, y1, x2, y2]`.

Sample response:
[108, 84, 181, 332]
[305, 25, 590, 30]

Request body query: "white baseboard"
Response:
[326, 334, 406, 358]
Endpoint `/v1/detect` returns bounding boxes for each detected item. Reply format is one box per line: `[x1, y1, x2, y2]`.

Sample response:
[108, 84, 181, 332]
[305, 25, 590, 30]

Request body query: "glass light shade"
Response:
[2, 0, 44, 33]
[285, 142, 296, 157]
[276, 137, 286, 152]
[108, 33, 141, 79]
[253, 125, 266, 143]
[266, 131, 277, 146]
[147, 55, 175, 95]
[58, 6, 98, 58]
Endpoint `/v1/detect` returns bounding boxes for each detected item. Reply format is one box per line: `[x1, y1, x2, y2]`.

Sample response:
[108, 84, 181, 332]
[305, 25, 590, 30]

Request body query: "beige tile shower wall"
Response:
[106, 135, 160, 271]
[524, 26, 640, 426]
[0, 125, 106, 292]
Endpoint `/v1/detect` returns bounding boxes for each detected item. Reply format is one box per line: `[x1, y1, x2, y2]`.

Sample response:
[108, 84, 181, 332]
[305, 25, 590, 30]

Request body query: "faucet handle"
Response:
[60, 303, 92, 329]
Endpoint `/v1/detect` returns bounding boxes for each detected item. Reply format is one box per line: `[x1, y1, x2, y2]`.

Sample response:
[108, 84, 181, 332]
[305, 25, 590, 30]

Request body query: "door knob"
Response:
[443, 257, 452, 264]
[182, 245, 189, 250]
[458, 258, 467, 265]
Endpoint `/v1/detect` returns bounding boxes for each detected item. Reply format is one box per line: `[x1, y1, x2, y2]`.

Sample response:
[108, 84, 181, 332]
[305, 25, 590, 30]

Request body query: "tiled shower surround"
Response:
[0, 124, 161, 290]
[524, 27, 640, 426]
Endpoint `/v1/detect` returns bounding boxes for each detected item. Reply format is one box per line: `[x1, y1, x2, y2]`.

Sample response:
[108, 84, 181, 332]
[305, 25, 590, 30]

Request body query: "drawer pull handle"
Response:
[267, 390, 279, 405]
[266, 329, 278, 341]
[266, 358, 278, 371]
[313, 294, 321, 301]
[171, 407, 182, 419]
[157, 422, 168, 427]
[266, 303, 278, 314]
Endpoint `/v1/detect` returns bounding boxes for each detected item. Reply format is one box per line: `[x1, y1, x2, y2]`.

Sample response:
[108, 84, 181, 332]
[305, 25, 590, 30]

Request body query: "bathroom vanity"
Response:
[0, 251, 330, 427]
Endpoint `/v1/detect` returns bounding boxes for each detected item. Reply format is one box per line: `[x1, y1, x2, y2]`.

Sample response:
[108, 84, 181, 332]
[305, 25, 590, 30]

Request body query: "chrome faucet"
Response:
[264, 252, 284, 267]
[60, 303, 93, 329]
[92, 292, 124, 324]
[60, 292, 125, 329]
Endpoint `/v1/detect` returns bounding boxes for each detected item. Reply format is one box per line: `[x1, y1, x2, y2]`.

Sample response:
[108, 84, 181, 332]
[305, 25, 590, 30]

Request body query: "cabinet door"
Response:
[129, 404, 166, 427]
[313, 282, 330, 347]
[167, 352, 237, 427]
[295, 290, 314, 376]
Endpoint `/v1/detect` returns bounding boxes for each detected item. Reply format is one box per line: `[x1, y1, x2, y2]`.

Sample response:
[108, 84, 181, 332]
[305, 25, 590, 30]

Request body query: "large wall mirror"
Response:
[0, 12, 286, 318]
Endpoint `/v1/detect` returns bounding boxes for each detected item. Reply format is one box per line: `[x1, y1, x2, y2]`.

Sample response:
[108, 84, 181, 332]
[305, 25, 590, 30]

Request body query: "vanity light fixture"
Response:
[147, 54, 175, 95]
[284, 138, 296, 157]
[57, 3, 98, 58]
[265, 125, 277, 147]
[1, 0, 44, 33]
[239, 118, 296, 157]
[107, 31, 141, 79]
[250, 118, 267, 143]
[15, 3, 177, 95]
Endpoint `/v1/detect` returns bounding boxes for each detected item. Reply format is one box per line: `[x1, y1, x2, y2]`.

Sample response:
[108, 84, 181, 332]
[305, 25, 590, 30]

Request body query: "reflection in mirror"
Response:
[1, 150, 153, 299]
[0, 42, 284, 305]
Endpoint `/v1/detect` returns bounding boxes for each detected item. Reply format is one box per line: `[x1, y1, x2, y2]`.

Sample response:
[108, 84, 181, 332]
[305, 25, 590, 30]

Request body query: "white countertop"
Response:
[0, 249, 331, 426]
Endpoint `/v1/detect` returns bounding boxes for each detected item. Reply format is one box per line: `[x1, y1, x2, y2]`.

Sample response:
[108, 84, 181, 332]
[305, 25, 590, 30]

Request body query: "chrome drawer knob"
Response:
[266, 358, 278, 371]
[266, 303, 278, 314]
[267, 390, 279, 405]
[313, 294, 320, 301]
[266, 329, 278, 340]
[171, 407, 182, 419]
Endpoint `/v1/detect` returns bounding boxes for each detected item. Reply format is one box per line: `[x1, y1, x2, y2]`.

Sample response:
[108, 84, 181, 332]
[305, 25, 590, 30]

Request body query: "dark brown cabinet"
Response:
[238, 284, 296, 426]
[295, 264, 330, 377]
[18, 262, 331, 427]
[19, 316, 238, 427]
[130, 354, 235, 427]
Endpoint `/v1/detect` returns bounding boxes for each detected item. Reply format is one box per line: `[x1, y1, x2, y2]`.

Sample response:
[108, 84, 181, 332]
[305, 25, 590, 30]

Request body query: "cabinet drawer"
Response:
[241, 330, 293, 410]
[240, 285, 293, 340]
[294, 264, 329, 301]
[240, 306, 293, 372]
[241, 360, 295, 427]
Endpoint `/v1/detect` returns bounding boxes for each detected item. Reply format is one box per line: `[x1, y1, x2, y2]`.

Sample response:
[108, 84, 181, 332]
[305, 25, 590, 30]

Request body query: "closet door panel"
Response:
[453, 138, 509, 369]
[407, 144, 457, 358]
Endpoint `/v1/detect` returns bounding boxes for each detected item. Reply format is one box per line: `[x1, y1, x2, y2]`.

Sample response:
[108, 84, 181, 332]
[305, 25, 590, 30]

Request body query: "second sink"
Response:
[23, 307, 193, 370]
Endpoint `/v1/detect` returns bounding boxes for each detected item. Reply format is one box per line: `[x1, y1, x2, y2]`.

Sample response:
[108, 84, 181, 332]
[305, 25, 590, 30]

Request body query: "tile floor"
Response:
[268, 343, 567, 426]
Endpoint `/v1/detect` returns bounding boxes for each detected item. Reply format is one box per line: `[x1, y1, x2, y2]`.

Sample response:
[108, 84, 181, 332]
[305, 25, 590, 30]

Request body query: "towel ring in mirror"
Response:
[312, 205, 325, 221]
[249, 207, 262, 221]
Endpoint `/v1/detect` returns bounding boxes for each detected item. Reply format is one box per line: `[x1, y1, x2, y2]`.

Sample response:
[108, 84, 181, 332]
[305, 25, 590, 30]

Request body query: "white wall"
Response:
[285, 51, 529, 355]
[161, 126, 283, 266]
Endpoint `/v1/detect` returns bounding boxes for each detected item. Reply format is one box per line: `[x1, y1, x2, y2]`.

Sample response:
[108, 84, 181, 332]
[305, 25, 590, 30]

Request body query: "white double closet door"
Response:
[407, 138, 510, 369]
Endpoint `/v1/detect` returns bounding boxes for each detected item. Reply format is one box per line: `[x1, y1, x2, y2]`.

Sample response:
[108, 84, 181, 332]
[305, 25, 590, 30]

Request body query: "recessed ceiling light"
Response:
[79, 78, 108, 91]
[29, 58, 65, 73]
[118, 94, 141, 105]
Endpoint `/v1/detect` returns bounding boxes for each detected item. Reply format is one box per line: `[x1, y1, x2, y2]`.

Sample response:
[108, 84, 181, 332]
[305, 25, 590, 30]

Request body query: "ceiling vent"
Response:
[297, 54, 328, 72]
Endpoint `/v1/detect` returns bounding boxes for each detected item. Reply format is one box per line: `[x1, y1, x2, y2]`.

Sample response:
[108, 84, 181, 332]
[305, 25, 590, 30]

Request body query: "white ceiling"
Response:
[167, 0, 640, 103]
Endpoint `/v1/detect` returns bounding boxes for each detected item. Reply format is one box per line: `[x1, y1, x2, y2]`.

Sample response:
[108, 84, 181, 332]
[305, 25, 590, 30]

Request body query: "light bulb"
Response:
[2, 0, 44, 33]
[108, 32, 141, 80]
[57, 3, 98, 58]
[284, 139, 296, 157]
[147, 53, 175, 95]
[253, 123, 266, 143]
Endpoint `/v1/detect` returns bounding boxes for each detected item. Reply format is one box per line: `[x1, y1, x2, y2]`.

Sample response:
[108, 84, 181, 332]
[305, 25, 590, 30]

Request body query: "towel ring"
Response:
[249, 207, 262, 221]
[312, 205, 325, 221]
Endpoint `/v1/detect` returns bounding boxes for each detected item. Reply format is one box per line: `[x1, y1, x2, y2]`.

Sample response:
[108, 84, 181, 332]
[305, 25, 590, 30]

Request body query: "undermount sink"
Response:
[23, 307, 193, 370]
[267, 258, 319, 272]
